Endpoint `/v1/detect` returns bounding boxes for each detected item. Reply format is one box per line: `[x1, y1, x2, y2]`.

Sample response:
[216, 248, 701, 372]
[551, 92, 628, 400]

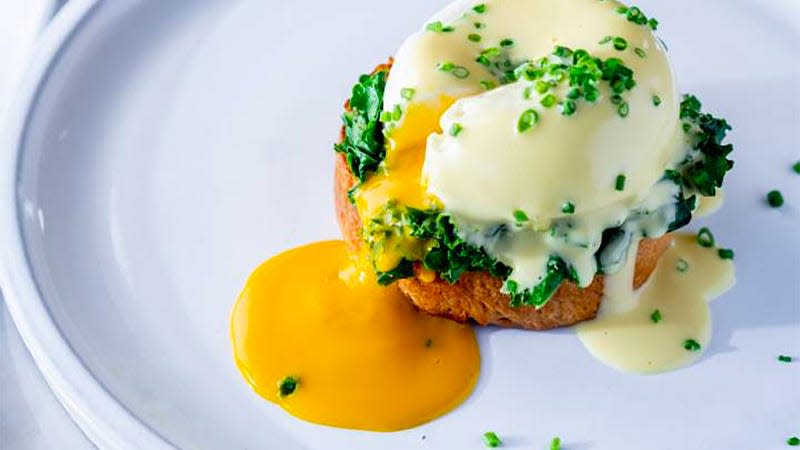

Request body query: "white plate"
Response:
[2, 0, 799, 449]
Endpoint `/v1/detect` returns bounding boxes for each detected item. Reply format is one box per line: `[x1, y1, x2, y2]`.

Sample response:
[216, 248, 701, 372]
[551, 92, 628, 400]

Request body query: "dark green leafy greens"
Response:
[334, 69, 389, 182]
[677, 95, 735, 196]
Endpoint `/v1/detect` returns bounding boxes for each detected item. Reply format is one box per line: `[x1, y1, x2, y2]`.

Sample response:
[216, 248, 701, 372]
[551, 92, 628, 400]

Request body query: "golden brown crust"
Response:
[334, 151, 673, 330]
[333, 61, 673, 330]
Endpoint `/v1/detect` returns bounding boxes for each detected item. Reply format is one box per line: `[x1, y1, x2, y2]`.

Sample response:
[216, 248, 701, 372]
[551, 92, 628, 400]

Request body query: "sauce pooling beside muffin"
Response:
[231, 0, 735, 431]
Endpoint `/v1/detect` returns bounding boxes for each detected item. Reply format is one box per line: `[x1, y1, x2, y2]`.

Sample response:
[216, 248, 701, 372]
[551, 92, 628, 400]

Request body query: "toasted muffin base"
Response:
[334, 134, 672, 331]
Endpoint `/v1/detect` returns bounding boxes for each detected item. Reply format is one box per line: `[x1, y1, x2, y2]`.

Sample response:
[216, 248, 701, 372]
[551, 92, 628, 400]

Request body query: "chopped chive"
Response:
[778, 355, 793, 363]
[788, 437, 800, 446]
[696, 227, 715, 247]
[468, 33, 482, 42]
[612, 37, 628, 51]
[652, 95, 662, 107]
[561, 100, 577, 116]
[450, 123, 464, 137]
[500, 38, 515, 48]
[717, 248, 734, 260]
[648, 18, 659, 30]
[278, 376, 299, 398]
[453, 66, 470, 78]
[634, 47, 647, 58]
[473, 3, 487, 14]
[541, 94, 557, 108]
[480, 79, 496, 90]
[562, 201, 575, 214]
[437, 61, 455, 72]
[650, 309, 662, 323]
[474, 21, 485, 29]
[550, 437, 561, 450]
[513, 209, 529, 223]
[517, 109, 539, 133]
[425, 21, 454, 33]
[400, 88, 415, 101]
[793, 161, 800, 174]
[380, 111, 393, 122]
[615, 174, 626, 191]
[767, 190, 784, 208]
[392, 104, 402, 121]
[676, 258, 689, 273]
[599, 35, 613, 44]
[482, 431, 501, 448]
[683, 339, 702, 352]
[523, 86, 534, 99]
[618, 102, 630, 117]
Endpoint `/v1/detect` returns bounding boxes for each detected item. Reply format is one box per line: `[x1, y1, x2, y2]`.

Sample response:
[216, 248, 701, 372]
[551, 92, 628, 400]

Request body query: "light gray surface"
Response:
[1, 298, 94, 449]
[0, 1, 93, 448]
[1, 1, 798, 449]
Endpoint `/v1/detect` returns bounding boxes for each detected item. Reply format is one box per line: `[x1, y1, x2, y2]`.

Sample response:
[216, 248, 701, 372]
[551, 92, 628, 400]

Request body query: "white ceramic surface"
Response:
[0, 0, 93, 448]
[1, 0, 799, 449]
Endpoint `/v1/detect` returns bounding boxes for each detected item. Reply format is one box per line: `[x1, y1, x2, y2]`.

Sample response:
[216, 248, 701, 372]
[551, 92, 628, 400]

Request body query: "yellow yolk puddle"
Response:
[576, 234, 735, 374]
[230, 240, 480, 431]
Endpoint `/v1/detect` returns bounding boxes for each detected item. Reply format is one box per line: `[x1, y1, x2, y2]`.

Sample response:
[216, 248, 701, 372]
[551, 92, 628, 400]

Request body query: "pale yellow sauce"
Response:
[576, 234, 735, 374]
[231, 241, 479, 431]
[695, 189, 725, 218]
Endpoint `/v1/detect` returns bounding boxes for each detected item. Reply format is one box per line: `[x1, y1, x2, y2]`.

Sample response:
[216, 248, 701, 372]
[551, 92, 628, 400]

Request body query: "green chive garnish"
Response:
[480, 79, 496, 90]
[652, 95, 662, 107]
[500, 38, 515, 48]
[517, 109, 539, 133]
[523, 86, 534, 99]
[400, 88, 415, 101]
[618, 102, 630, 117]
[450, 123, 464, 137]
[683, 339, 702, 352]
[717, 248, 734, 260]
[562, 201, 575, 214]
[541, 94, 557, 108]
[392, 104, 402, 121]
[650, 309, 662, 323]
[482, 431, 501, 448]
[473, 4, 487, 14]
[793, 161, 800, 174]
[425, 21, 454, 33]
[513, 209, 529, 223]
[767, 190, 784, 208]
[778, 355, 793, 363]
[788, 436, 800, 446]
[550, 437, 561, 450]
[696, 227, 715, 247]
[474, 22, 485, 29]
[437, 61, 455, 72]
[676, 258, 689, 273]
[468, 33, 482, 42]
[615, 174, 626, 191]
[561, 100, 577, 116]
[278, 376, 299, 398]
[613, 37, 628, 51]
[634, 47, 647, 58]
[599, 35, 613, 44]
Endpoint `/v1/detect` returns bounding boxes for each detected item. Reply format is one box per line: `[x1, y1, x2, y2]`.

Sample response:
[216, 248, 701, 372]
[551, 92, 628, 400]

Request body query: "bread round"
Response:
[335, 118, 673, 331]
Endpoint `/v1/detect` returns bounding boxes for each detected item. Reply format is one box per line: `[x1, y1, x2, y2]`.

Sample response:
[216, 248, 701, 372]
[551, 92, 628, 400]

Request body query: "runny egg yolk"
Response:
[230, 240, 479, 431]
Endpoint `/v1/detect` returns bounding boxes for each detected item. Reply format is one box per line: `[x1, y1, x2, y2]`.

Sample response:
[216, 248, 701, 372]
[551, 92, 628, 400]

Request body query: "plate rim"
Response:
[0, 1, 796, 450]
[0, 0, 175, 448]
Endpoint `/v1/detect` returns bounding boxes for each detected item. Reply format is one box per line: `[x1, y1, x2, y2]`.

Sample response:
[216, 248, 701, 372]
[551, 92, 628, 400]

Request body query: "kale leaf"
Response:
[334, 69, 389, 182]
[678, 94, 734, 196]
[503, 257, 578, 308]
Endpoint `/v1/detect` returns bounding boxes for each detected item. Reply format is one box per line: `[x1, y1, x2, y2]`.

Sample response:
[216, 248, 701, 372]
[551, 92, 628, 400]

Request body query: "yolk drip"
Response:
[230, 240, 480, 431]
[355, 96, 454, 219]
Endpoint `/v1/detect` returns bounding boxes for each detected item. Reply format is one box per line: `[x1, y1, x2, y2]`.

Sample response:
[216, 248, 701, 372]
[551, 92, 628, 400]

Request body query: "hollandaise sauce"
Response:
[576, 234, 735, 373]
[230, 240, 479, 431]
